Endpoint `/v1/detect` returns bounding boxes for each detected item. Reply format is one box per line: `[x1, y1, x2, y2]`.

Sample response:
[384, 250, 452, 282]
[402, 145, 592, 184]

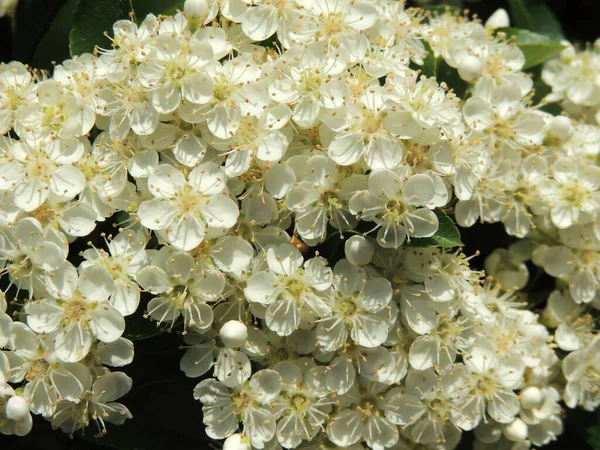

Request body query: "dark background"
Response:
[1, 0, 599, 449]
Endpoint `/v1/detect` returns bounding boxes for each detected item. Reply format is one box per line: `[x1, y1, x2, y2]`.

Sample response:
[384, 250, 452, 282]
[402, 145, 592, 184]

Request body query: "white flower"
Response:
[269, 43, 349, 129]
[51, 371, 133, 435]
[543, 290, 592, 351]
[0, 62, 33, 134]
[315, 259, 393, 351]
[194, 369, 282, 447]
[562, 335, 600, 411]
[384, 367, 464, 445]
[137, 32, 214, 114]
[0, 137, 86, 212]
[272, 361, 333, 448]
[321, 86, 404, 170]
[4, 322, 92, 417]
[454, 341, 525, 429]
[244, 244, 333, 336]
[537, 158, 600, 229]
[349, 169, 439, 248]
[137, 163, 239, 251]
[15, 80, 95, 143]
[327, 381, 399, 450]
[286, 154, 365, 243]
[81, 230, 151, 316]
[137, 246, 225, 331]
[25, 264, 123, 363]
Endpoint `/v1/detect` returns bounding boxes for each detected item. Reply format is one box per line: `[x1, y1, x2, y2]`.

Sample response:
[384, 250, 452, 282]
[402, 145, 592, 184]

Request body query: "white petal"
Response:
[89, 304, 125, 342]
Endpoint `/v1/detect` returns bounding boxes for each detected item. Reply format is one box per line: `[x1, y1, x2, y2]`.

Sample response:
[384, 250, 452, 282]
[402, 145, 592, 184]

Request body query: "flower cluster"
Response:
[0, 1, 599, 449]
[543, 39, 600, 124]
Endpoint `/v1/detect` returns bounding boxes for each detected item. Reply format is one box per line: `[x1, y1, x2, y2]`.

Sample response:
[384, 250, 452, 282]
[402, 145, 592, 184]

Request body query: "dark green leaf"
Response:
[418, 40, 468, 99]
[508, 0, 563, 40]
[408, 210, 462, 248]
[588, 424, 600, 450]
[69, 0, 185, 57]
[70, 0, 133, 56]
[132, 0, 185, 20]
[497, 28, 565, 70]
[420, 40, 437, 78]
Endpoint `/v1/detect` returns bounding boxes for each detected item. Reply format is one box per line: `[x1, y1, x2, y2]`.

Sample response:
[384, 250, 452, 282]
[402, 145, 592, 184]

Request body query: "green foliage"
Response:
[408, 210, 463, 248]
[508, 0, 563, 40]
[588, 423, 600, 450]
[70, 0, 133, 56]
[69, 0, 185, 56]
[497, 28, 565, 70]
[420, 41, 468, 98]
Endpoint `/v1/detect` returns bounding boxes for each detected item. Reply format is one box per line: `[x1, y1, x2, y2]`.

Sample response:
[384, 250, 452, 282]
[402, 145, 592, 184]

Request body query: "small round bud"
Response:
[485, 8, 510, 29]
[6, 396, 29, 421]
[548, 115, 573, 141]
[458, 55, 483, 82]
[520, 386, 543, 410]
[223, 434, 251, 450]
[184, 0, 209, 17]
[345, 235, 374, 266]
[219, 320, 248, 348]
[503, 418, 528, 442]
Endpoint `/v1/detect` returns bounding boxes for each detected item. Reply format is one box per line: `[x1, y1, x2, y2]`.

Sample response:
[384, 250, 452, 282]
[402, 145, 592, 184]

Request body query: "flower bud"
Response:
[503, 418, 528, 442]
[184, 0, 209, 18]
[519, 386, 543, 410]
[344, 235, 374, 266]
[458, 55, 483, 82]
[531, 244, 548, 267]
[223, 433, 251, 450]
[485, 8, 510, 29]
[548, 115, 573, 141]
[219, 320, 248, 348]
[6, 396, 29, 421]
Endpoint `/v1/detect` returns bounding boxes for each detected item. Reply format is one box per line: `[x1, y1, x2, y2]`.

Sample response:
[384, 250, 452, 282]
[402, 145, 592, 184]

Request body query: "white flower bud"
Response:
[503, 418, 529, 442]
[485, 8, 510, 29]
[220, 320, 248, 348]
[344, 235, 374, 266]
[520, 386, 543, 410]
[6, 396, 29, 421]
[184, 0, 209, 18]
[548, 115, 573, 141]
[458, 55, 483, 82]
[223, 433, 251, 450]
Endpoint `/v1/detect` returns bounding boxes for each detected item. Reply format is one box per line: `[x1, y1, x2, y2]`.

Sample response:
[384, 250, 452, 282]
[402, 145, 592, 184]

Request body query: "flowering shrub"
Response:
[0, 0, 599, 449]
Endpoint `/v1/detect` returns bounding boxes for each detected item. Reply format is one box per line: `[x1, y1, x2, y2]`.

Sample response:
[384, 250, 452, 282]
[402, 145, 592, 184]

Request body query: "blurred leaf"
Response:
[588, 424, 600, 450]
[418, 40, 468, 98]
[12, 0, 69, 63]
[132, 0, 185, 20]
[408, 210, 462, 248]
[497, 28, 565, 70]
[70, 0, 133, 56]
[69, 0, 185, 57]
[508, 0, 563, 40]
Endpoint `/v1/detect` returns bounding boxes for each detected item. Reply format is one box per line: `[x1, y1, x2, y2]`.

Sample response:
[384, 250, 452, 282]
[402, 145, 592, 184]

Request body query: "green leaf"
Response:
[70, 0, 133, 56]
[508, 0, 563, 40]
[418, 40, 468, 98]
[132, 0, 185, 19]
[588, 424, 600, 450]
[408, 210, 462, 248]
[69, 0, 185, 57]
[497, 28, 565, 70]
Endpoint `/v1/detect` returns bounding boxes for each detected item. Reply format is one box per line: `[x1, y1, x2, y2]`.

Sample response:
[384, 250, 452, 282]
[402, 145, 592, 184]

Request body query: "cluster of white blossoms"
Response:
[543, 39, 600, 125]
[0, 0, 599, 448]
